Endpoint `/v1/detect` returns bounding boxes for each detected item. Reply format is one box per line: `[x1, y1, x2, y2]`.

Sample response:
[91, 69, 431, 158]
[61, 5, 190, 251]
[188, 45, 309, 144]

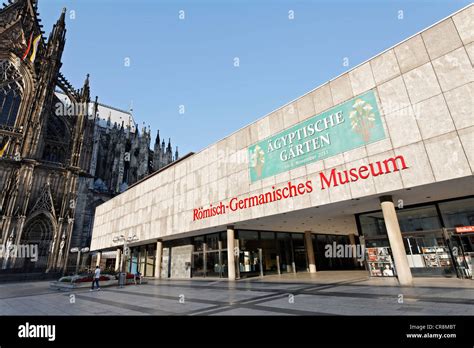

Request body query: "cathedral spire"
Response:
[81, 73, 90, 101]
[59, 7, 66, 22]
[48, 7, 66, 47]
[155, 130, 160, 144]
[83, 73, 89, 89]
[44, 6, 67, 70]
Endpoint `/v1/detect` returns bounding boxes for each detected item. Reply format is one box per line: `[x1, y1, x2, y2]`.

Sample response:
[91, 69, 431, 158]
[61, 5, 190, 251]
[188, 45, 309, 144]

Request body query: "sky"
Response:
[37, 0, 471, 156]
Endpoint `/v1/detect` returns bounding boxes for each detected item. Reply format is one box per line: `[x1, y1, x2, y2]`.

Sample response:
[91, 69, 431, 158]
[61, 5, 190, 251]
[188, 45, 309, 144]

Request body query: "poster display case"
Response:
[420, 246, 452, 268]
[366, 247, 396, 277]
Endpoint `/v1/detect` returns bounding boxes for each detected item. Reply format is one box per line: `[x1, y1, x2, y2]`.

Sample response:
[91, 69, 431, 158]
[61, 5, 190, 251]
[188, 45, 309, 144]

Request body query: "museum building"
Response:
[90, 5, 474, 285]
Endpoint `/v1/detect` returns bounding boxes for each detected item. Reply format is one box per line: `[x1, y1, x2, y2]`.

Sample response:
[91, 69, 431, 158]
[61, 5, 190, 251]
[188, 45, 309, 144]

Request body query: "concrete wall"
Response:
[91, 5, 474, 251]
[170, 245, 193, 278]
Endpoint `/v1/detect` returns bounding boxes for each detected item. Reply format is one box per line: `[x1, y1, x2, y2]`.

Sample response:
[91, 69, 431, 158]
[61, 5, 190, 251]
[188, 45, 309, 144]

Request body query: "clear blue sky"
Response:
[38, 0, 470, 156]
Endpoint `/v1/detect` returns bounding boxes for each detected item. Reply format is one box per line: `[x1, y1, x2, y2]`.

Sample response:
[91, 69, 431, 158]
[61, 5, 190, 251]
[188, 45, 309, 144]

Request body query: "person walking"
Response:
[90, 265, 101, 291]
[134, 270, 142, 285]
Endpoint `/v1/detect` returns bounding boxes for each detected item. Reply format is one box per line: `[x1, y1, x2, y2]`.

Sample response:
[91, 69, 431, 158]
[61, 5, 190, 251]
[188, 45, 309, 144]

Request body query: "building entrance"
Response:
[358, 197, 474, 279]
[447, 229, 473, 279]
[313, 234, 363, 271]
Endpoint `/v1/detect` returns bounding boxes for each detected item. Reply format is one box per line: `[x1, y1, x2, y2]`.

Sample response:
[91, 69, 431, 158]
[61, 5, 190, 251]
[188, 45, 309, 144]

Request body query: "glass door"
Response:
[238, 250, 261, 277]
[449, 231, 474, 279]
[292, 234, 307, 272]
[261, 232, 278, 275]
[402, 230, 455, 277]
[191, 252, 205, 277]
[206, 251, 221, 277]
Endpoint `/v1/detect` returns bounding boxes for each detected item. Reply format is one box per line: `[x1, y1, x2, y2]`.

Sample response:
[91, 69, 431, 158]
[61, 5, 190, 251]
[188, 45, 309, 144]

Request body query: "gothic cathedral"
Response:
[0, 0, 177, 274]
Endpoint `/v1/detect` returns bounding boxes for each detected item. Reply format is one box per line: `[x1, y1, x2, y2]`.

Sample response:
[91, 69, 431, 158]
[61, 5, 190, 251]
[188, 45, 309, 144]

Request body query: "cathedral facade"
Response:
[70, 102, 177, 264]
[0, 0, 177, 274]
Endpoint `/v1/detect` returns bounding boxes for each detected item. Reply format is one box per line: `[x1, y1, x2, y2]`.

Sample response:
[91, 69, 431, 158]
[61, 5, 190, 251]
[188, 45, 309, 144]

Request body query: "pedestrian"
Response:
[90, 265, 101, 291]
[134, 270, 141, 285]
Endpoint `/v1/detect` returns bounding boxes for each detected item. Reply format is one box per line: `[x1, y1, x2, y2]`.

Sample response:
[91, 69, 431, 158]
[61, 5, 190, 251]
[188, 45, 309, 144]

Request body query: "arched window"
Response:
[0, 60, 24, 127]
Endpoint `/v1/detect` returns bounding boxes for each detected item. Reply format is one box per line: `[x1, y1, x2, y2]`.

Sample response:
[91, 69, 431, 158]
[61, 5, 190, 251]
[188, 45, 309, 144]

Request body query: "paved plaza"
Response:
[0, 272, 472, 316]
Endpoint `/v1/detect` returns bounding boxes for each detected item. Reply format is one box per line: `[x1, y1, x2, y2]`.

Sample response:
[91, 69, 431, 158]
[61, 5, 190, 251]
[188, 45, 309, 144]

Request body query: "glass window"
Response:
[439, 198, 474, 228]
[359, 212, 386, 237]
[220, 231, 227, 244]
[402, 231, 455, 276]
[130, 248, 139, 274]
[193, 236, 204, 252]
[359, 205, 442, 238]
[277, 233, 293, 273]
[260, 232, 275, 240]
[206, 251, 221, 277]
[238, 230, 259, 240]
[237, 230, 259, 251]
[291, 233, 307, 272]
[239, 250, 260, 273]
[0, 60, 23, 127]
[146, 244, 155, 277]
[206, 233, 220, 251]
[260, 233, 277, 274]
[192, 253, 205, 277]
[291, 233, 304, 241]
[459, 234, 474, 253]
[315, 234, 328, 268]
[403, 232, 444, 255]
[365, 238, 390, 248]
[220, 251, 228, 277]
[397, 205, 441, 232]
[139, 246, 146, 274]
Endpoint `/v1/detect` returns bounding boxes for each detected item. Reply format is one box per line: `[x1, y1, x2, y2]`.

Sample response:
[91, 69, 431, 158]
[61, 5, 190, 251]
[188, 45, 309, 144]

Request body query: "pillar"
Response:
[95, 251, 102, 267]
[348, 234, 359, 267]
[304, 231, 317, 273]
[115, 248, 121, 271]
[380, 196, 413, 286]
[155, 240, 163, 278]
[203, 243, 208, 276]
[62, 218, 75, 273]
[227, 226, 236, 280]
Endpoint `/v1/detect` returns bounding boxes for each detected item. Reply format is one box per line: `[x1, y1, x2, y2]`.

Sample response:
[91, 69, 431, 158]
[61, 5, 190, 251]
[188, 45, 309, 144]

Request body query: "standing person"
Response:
[90, 266, 101, 291]
[134, 270, 142, 285]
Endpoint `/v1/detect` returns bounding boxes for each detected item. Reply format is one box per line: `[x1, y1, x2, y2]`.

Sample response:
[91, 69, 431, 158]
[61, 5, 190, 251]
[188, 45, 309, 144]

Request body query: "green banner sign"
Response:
[248, 90, 385, 182]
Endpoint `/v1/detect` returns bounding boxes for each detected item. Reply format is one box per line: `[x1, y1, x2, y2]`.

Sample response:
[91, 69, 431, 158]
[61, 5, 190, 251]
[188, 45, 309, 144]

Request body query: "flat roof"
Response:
[126, 152, 195, 191]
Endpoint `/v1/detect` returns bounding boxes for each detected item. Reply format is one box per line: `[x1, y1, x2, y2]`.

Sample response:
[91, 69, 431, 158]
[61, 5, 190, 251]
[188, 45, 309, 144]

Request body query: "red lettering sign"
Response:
[193, 155, 409, 221]
[456, 226, 474, 233]
[320, 155, 408, 189]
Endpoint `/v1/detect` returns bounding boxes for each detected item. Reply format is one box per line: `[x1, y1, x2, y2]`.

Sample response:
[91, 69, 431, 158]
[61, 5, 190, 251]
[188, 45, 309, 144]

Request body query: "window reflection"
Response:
[439, 198, 474, 228]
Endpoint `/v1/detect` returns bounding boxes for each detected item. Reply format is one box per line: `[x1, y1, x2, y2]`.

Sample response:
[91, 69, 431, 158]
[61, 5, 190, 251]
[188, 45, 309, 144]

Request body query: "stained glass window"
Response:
[0, 60, 24, 127]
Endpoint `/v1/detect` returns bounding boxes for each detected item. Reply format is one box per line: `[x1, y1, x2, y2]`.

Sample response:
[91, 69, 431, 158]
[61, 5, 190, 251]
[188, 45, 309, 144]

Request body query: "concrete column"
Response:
[203, 243, 208, 277]
[95, 251, 101, 267]
[115, 249, 121, 271]
[234, 239, 240, 279]
[348, 233, 356, 245]
[348, 234, 359, 267]
[380, 196, 413, 286]
[227, 226, 236, 281]
[218, 241, 223, 277]
[155, 240, 163, 278]
[304, 231, 317, 273]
